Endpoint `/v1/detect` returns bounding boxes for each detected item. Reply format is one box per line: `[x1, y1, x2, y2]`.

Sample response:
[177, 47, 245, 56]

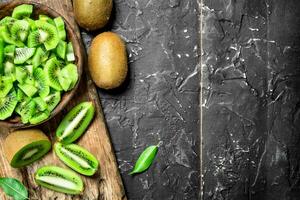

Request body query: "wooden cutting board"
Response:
[0, 0, 127, 199]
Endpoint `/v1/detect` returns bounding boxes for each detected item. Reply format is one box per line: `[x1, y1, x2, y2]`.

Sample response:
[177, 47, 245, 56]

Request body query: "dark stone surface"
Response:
[202, 0, 300, 199]
[81, 0, 200, 199]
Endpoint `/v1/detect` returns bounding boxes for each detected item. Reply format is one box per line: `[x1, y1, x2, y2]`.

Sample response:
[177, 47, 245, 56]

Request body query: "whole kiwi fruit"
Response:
[73, 0, 113, 31]
[88, 32, 128, 89]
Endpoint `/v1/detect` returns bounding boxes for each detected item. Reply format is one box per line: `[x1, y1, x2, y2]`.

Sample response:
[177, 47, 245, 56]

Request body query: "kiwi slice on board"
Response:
[12, 4, 33, 19]
[0, 38, 4, 74]
[35, 165, 84, 194]
[0, 76, 13, 98]
[54, 17, 66, 41]
[43, 92, 61, 112]
[35, 20, 59, 50]
[0, 26, 24, 47]
[44, 57, 62, 91]
[54, 143, 99, 176]
[66, 42, 75, 62]
[14, 47, 36, 64]
[0, 89, 17, 120]
[56, 102, 95, 144]
[11, 20, 30, 42]
[55, 41, 67, 60]
[4, 129, 51, 168]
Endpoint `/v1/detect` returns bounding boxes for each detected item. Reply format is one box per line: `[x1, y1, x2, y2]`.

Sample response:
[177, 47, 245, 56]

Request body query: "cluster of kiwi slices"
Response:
[4, 101, 97, 195]
[0, 4, 78, 124]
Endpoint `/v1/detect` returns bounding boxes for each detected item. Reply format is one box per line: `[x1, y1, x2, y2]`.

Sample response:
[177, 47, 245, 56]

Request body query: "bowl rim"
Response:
[0, 1, 83, 129]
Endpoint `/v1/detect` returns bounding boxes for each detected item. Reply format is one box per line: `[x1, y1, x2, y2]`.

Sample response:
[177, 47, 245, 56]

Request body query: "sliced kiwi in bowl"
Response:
[0, 2, 82, 127]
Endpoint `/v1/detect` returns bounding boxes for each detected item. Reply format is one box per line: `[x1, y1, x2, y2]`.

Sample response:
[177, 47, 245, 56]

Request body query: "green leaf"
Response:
[0, 178, 28, 200]
[130, 145, 158, 175]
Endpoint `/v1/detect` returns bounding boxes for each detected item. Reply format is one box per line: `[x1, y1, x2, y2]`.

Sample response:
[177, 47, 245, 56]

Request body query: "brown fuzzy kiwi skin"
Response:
[4, 129, 50, 165]
[88, 32, 128, 90]
[73, 0, 112, 31]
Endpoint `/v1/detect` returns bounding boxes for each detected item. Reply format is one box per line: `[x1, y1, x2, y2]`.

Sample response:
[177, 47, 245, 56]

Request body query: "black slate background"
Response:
[81, 0, 200, 199]
[202, 0, 300, 200]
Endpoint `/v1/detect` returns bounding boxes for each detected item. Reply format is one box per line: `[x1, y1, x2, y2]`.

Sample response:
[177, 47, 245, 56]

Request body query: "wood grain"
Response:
[0, 0, 127, 199]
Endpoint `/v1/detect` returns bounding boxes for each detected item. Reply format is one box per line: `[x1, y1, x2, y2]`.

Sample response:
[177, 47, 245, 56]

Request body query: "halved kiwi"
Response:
[0, 89, 18, 120]
[35, 165, 84, 194]
[12, 4, 33, 19]
[4, 129, 51, 168]
[54, 143, 99, 176]
[56, 102, 95, 144]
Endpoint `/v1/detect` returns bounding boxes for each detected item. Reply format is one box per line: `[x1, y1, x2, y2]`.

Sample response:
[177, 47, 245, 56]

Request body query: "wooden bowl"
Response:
[0, 1, 83, 129]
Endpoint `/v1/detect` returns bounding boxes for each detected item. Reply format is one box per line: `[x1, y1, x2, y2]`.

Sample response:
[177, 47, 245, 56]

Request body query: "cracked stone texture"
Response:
[202, 0, 300, 200]
[82, 0, 200, 199]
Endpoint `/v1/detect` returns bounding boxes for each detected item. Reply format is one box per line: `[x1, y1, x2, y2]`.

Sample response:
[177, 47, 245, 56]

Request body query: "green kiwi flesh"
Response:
[56, 102, 95, 144]
[0, 89, 18, 120]
[54, 143, 99, 176]
[11, 140, 51, 168]
[35, 165, 84, 194]
[12, 4, 33, 19]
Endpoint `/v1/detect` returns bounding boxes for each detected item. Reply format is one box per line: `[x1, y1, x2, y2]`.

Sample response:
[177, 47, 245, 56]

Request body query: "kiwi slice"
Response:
[32, 68, 50, 98]
[35, 20, 59, 50]
[0, 89, 17, 120]
[32, 47, 45, 68]
[0, 76, 13, 97]
[33, 97, 47, 111]
[0, 38, 4, 74]
[14, 47, 36, 64]
[55, 41, 67, 60]
[25, 17, 37, 31]
[35, 165, 84, 194]
[39, 15, 55, 25]
[43, 92, 61, 112]
[16, 99, 36, 123]
[0, 16, 16, 27]
[56, 102, 95, 144]
[11, 20, 30, 42]
[54, 143, 99, 176]
[54, 17, 66, 41]
[0, 26, 24, 47]
[30, 110, 50, 125]
[4, 45, 16, 60]
[12, 4, 33, 19]
[3, 129, 51, 168]
[60, 64, 78, 90]
[17, 88, 27, 102]
[18, 83, 37, 97]
[4, 61, 16, 80]
[44, 57, 62, 91]
[66, 42, 75, 62]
